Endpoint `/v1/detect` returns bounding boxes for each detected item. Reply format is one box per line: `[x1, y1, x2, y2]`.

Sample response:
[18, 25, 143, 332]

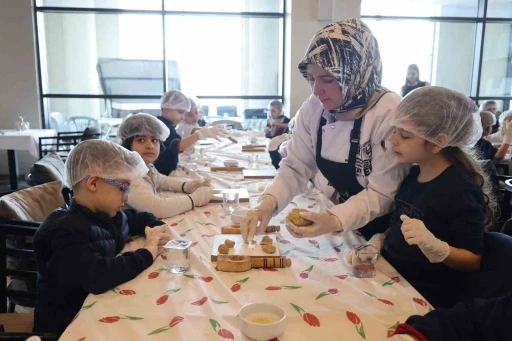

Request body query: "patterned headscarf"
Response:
[298, 19, 383, 114]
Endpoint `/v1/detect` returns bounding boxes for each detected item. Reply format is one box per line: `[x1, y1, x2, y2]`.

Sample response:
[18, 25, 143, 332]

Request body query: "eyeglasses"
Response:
[82, 175, 131, 200]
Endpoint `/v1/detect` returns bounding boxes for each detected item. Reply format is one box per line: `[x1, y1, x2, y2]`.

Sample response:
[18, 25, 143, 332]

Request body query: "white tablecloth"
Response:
[60, 137, 431, 341]
[0, 129, 56, 157]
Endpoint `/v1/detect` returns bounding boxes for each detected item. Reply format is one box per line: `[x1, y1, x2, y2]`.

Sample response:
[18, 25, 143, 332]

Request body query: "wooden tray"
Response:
[243, 169, 276, 179]
[211, 234, 279, 261]
[210, 166, 245, 172]
[210, 188, 250, 203]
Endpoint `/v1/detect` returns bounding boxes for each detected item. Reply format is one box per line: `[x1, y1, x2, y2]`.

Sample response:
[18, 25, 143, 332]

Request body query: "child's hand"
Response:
[345, 233, 386, 264]
[400, 215, 450, 263]
[143, 227, 172, 260]
[145, 224, 171, 238]
[183, 178, 210, 193]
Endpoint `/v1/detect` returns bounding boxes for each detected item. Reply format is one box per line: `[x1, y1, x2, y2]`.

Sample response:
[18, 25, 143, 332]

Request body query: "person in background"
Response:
[400, 64, 430, 97]
[487, 109, 512, 145]
[268, 116, 297, 169]
[241, 19, 409, 243]
[349, 86, 493, 309]
[480, 100, 499, 133]
[154, 90, 229, 175]
[475, 111, 511, 161]
[118, 113, 212, 219]
[264, 100, 290, 138]
[198, 105, 207, 127]
[33, 140, 172, 335]
[176, 96, 202, 137]
[384, 293, 512, 341]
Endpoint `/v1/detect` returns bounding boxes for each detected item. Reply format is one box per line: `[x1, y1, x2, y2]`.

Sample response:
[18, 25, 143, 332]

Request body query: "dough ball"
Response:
[261, 244, 276, 254]
[286, 208, 313, 226]
[218, 244, 229, 254]
[224, 239, 235, 248]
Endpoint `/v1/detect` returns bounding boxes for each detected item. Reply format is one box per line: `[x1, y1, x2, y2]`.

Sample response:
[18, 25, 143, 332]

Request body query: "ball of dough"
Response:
[260, 236, 273, 246]
[218, 244, 229, 254]
[286, 208, 313, 226]
[261, 244, 276, 254]
[224, 239, 235, 248]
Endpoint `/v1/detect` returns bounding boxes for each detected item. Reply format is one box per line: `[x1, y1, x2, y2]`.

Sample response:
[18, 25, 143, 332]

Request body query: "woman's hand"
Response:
[240, 195, 277, 242]
[400, 215, 450, 263]
[285, 211, 342, 238]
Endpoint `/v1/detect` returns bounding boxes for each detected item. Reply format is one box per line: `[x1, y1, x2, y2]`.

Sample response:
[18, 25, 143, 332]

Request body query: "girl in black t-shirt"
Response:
[400, 64, 430, 97]
[350, 86, 495, 308]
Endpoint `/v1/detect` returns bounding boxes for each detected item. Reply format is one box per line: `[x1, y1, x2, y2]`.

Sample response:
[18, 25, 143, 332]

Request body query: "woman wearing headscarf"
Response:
[241, 19, 409, 242]
[401, 64, 430, 97]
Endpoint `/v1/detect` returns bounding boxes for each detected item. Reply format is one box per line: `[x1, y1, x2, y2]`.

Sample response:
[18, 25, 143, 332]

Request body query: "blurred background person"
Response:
[401, 64, 430, 97]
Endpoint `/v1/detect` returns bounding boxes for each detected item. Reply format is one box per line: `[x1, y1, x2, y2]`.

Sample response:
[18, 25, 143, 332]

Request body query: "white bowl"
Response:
[224, 160, 239, 167]
[238, 303, 286, 341]
[231, 209, 250, 224]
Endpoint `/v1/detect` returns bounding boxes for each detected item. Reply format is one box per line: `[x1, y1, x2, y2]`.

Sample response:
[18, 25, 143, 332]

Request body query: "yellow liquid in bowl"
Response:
[245, 313, 280, 324]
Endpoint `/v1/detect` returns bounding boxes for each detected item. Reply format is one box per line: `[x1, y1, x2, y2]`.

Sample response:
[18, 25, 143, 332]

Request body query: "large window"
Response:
[34, 0, 285, 130]
[362, 0, 512, 111]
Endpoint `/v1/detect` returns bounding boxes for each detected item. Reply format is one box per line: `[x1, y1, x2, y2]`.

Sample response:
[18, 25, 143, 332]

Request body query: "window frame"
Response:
[361, 0, 512, 110]
[33, 0, 286, 128]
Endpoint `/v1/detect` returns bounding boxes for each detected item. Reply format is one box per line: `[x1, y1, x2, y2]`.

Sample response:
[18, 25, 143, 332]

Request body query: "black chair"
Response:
[0, 219, 38, 314]
[97, 58, 180, 116]
[243, 108, 268, 120]
[217, 106, 238, 117]
[459, 231, 512, 303]
[39, 131, 102, 161]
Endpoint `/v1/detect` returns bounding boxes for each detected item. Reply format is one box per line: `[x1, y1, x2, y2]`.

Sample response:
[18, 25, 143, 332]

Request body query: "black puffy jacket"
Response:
[33, 199, 164, 335]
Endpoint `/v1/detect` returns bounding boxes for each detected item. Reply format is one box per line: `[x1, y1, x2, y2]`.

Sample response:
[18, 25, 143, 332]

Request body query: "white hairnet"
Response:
[499, 109, 512, 126]
[480, 111, 496, 130]
[160, 90, 191, 111]
[391, 86, 482, 148]
[188, 96, 200, 111]
[117, 113, 170, 141]
[66, 140, 148, 187]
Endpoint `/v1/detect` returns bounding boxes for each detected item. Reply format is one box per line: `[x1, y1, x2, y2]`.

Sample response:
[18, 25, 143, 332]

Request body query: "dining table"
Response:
[0, 129, 56, 189]
[60, 133, 431, 341]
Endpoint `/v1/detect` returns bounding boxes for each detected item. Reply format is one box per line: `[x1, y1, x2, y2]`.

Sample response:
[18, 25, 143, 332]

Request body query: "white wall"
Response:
[0, 0, 40, 176]
[285, 0, 361, 117]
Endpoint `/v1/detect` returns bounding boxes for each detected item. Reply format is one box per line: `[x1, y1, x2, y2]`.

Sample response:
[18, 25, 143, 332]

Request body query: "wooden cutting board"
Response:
[243, 169, 276, 179]
[211, 234, 279, 261]
[210, 188, 250, 203]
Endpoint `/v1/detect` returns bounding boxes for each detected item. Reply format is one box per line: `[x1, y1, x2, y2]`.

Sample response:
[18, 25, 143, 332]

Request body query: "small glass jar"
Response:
[352, 244, 378, 278]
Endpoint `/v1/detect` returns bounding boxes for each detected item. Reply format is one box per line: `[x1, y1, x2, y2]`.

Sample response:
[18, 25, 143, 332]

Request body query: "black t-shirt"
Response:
[154, 116, 181, 175]
[475, 138, 498, 161]
[382, 165, 485, 308]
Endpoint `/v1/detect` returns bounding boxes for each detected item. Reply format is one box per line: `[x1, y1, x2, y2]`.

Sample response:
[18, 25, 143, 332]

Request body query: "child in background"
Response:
[155, 90, 229, 175]
[349, 86, 493, 308]
[176, 96, 201, 137]
[268, 116, 297, 169]
[487, 109, 512, 144]
[118, 113, 212, 218]
[264, 100, 290, 139]
[480, 100, 499, 133]
[475, 110, 512, 161]
[33, 140, 172, 335]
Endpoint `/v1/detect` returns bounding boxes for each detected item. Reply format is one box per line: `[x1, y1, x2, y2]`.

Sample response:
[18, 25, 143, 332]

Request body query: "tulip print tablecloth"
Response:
[60, 137, 431, 341]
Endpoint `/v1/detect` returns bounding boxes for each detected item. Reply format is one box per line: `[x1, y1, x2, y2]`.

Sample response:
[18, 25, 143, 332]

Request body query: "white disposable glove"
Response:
[346, 233, 386, 264]
[145, 224, 171, 238]
[187, 186, 212, 207]
[503, 121, 512, 145]
[381, 335, 419, 341]
[285, 211, 342, 238]
[268, 134, 289, 152]
[183, 178, 210, 193]
[197, 125, 229, 141]
[401, 215, 450, 263]
[241, 195, 277, 242]
[143, 227, 172, 260]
